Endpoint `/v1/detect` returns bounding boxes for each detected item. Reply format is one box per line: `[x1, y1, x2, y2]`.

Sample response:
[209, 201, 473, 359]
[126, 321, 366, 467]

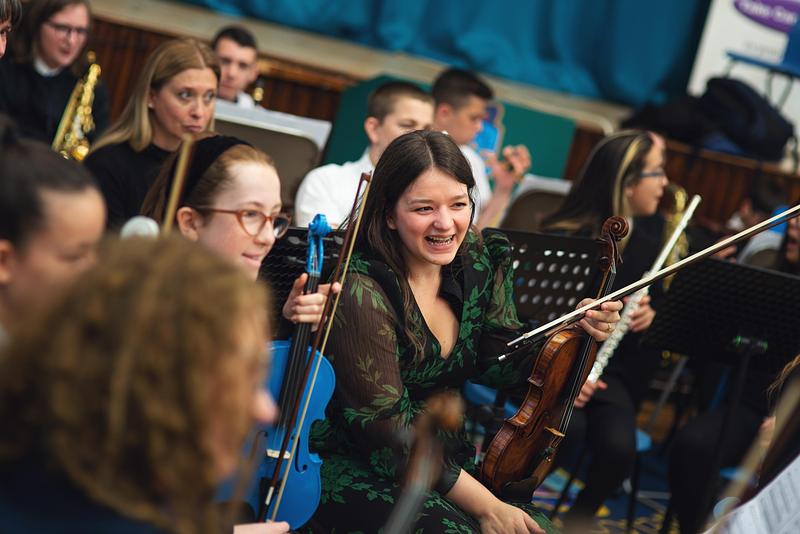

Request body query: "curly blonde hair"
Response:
[0, 235, 270, 533]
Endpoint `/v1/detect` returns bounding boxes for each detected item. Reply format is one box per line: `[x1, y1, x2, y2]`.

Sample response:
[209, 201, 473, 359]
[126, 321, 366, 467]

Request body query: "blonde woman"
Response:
[541, 130, 668, 531]
[84, 38, 218, 228]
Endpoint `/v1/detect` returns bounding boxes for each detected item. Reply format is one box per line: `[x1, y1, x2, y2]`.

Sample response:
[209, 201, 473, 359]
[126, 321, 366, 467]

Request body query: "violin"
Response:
[383, 392, 465, 534]
[480, 216, 628, 501]
[221, 215, 335, 529]
[230, 173, 373, 528]
[478, 201, 800, 500]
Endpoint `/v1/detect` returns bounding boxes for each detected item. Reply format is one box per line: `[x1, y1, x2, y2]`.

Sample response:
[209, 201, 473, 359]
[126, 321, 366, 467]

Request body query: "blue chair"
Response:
[726, 19, 800, 109]
[463, 381, 518, 419]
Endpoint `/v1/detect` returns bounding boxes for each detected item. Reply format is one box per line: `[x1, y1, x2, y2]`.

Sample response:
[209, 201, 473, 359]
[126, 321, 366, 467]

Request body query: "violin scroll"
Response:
[596, 216, 628, 273]
[601, 215, 629, 242]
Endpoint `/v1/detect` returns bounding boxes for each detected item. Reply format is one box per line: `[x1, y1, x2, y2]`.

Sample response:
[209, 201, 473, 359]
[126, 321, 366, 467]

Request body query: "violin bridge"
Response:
[265, 449, 292, 460]
[543, 427, 565, 438]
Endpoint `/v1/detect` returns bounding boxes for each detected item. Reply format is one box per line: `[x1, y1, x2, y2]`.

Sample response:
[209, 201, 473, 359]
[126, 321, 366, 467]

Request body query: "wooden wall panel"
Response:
[90, 17, 355, 123]
[563, 127, 800, 225]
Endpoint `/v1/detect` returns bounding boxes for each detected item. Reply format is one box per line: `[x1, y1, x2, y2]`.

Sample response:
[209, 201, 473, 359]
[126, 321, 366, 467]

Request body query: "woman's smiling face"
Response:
[388, 167, 472, 273]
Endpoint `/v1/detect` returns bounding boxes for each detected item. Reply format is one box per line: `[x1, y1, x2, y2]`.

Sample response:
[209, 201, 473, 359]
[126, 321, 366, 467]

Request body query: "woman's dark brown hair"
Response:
[356, 130, 475, 358]
[9, 0, 92, 77]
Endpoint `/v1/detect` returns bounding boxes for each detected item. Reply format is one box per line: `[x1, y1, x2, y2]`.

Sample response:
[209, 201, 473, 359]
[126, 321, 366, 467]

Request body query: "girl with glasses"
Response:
[0, 0, 108, 144]
[141, 133, 335, 330]
[540, 130, 670, 532]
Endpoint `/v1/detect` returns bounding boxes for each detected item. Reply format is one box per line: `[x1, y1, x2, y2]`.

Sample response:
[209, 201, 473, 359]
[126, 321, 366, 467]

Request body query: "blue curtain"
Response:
[188, 0, 709, 107]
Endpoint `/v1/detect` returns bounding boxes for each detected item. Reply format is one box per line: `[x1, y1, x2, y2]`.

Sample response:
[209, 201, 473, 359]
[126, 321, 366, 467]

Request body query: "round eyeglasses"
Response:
[45, 20, 89, 39]
[193, 207, 291, 238]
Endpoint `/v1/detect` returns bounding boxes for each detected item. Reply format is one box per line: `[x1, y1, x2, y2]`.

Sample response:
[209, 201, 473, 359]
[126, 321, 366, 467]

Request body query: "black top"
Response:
[0, 459, 165, 533]
[604, 215, 666, 400]
[84, 142, 172, 228]
[0, 58, 109, 145]
[549, 214, 666, 406]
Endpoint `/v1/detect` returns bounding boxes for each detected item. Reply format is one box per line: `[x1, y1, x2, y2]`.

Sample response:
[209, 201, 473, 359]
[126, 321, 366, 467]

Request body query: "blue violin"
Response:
[220, 171, 372, 528]
[224, 215, 336, 529]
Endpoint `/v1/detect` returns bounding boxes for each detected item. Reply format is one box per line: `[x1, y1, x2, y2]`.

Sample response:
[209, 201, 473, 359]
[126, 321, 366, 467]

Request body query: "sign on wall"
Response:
[689, 0, 800, 135]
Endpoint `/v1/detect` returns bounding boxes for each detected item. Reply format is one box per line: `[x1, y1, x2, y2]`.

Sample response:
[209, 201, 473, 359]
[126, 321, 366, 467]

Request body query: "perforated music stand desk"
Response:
[642, 257, 800, 533]
[501, 229, 605, 330]
[258, 227, 343, 328]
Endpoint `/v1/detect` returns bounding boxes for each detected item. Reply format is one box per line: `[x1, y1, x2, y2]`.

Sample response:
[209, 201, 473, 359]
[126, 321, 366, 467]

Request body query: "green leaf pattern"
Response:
[308, 232, 555, 533]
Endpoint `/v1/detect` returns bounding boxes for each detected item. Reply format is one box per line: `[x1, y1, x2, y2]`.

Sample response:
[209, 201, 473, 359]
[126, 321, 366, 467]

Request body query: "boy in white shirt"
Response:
[432, 68, 531, 229]
[212, 26, 259, 109]
[295, 81, 433, 227]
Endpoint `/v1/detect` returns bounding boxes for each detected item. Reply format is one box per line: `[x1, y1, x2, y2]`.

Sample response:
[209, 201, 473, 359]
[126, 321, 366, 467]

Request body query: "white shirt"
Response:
[460, 144, 492, 217]
[234, 91, 256, 109]
[294, 150, 373, 227]
[34, 56, 62, 77]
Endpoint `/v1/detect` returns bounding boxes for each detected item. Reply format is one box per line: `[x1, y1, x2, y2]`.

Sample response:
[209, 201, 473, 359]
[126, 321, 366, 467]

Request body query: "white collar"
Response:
[357, 148, 375, 170]
[33, 56, 63, 77]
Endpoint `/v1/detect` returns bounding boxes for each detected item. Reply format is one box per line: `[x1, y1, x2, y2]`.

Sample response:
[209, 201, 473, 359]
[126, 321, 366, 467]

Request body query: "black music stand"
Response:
[641, 258, 800, 534]
[258, 227, 344, 327]
[473, 230, 604, 453]
[502, 229, 603, 329]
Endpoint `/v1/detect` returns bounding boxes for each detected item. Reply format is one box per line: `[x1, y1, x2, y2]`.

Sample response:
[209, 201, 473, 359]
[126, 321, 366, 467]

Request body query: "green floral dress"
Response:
[308, 230, 558, 533]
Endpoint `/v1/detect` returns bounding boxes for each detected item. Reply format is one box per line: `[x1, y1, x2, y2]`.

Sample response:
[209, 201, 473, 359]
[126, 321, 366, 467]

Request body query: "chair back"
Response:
[500, 177, 571, 232]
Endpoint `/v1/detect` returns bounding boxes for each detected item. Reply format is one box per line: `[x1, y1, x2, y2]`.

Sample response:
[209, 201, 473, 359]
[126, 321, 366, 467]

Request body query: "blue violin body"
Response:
[247, 342, 334, 528]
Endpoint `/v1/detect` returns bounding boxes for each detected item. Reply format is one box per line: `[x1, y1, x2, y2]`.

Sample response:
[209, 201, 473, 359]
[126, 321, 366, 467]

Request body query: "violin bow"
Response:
[265, 172, 373, 521]
[161, 134, 194, 234]
[504, 202, 800, 355]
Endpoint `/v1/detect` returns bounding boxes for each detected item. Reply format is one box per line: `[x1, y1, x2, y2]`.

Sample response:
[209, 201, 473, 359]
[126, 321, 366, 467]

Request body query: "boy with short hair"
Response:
[294, 81, 433, 227]
[432, 68, 531, 229]
[212, 25, 259, 108]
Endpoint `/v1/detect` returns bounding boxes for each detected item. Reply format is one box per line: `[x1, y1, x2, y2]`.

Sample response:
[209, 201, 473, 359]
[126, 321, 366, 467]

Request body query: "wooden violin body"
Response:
[480, 216, 628, 501]
[480, 325, 596, 500]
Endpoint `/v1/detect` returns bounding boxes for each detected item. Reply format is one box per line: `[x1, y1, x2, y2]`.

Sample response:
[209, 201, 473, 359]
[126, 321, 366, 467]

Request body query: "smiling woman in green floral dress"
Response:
[308, 130, 622, 534]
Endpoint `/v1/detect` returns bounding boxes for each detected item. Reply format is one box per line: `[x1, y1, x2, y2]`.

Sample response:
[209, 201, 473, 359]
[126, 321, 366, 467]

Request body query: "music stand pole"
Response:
[642, 258, 800, 534]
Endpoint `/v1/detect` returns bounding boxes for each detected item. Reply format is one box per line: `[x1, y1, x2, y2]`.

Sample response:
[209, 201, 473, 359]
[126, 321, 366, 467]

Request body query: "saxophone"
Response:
[52, 53, 101, 161]
[587, 185, 701, 383]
